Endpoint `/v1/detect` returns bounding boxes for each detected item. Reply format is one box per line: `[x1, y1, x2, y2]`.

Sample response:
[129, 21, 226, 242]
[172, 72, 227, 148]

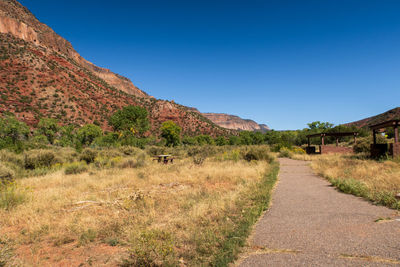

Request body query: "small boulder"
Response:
[395, 193, 400, 200]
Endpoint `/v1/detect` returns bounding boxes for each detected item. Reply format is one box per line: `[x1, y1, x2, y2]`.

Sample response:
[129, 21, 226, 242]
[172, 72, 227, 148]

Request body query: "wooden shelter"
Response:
[306, 132, 358, 154]
[369, 119, 400, 158]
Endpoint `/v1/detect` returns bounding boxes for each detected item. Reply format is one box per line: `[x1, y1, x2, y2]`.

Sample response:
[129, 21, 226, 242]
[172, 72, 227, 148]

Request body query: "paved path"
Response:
[238, 158, 400, 266]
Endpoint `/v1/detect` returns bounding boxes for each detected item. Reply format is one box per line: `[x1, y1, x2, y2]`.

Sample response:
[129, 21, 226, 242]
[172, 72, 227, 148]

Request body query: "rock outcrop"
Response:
[203, 113, 270, 132]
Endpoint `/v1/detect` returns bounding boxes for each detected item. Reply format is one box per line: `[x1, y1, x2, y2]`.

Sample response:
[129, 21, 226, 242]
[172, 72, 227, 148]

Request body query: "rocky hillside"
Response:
[0, 0, 147, 98]
[203, 113, 270, 132]
[346, 107, 400, 128]
[0, 0, 230, 136]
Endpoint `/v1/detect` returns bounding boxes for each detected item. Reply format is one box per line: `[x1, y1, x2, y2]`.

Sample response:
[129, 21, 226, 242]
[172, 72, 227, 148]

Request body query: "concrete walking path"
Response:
[238, 158, 400, 266]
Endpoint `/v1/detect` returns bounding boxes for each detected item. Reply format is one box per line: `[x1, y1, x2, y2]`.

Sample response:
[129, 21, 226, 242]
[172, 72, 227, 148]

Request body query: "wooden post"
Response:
[373, 130, 377, 144]
[354, 134, 357, 144]
[321, 135, 325, 146]
[395, 125, 399, 143]
[336, 138, 339, 147]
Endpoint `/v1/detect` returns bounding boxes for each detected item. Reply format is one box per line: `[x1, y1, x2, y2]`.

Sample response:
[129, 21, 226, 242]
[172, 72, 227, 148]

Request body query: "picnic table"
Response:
[153, 154, 175, 164]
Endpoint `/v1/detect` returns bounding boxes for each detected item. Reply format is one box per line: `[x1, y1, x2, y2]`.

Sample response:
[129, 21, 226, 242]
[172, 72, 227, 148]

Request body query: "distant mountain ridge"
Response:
[0, 0, 232, 136]
[345, 107, 400, 128]
[202, 112, 270, 132]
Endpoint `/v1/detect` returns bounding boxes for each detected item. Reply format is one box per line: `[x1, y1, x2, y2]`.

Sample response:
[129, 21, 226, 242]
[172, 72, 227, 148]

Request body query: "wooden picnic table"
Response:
[153, 154, 175, 164]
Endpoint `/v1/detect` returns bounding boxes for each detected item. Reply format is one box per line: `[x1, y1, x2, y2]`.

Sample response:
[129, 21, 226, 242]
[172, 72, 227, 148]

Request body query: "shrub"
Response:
[120, 146, 141, 156]
[291, 147, 306, 154]
[193, 155, 205, 165]
[79, 148, 98, 164]
[64, 162, 88, 175]
[57, 147, 79, 163]
[118, 158, 135, 169]
[220, 150, 240, 162]
[94, 157, 110, 169]
[119, 152, 147, 169]
[97, 148, 123, 159]
[146, 146, 166, 156]
[0, 150, 23, 167]
[0, 164, 14, 183]
[24, 150, 59, 169]
[0, 181, 27, 210]
[354, 135, 387, 154]
[123, 229, 176, 266]
[278, 148, 292, 158]
[353, 137, 371, 154]
[134, 152, 147, 168]
[0, 237, 14, 266]
[187, 146, 216, 158]
[79, 229, 97, 246]
[243, 147, 274, 163]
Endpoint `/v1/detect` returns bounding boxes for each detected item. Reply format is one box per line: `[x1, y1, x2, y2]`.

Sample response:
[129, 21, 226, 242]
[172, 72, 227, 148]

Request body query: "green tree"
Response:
[77, 124, 103, 146]
[307, 121, 334, 130]
[37, 118, 59, 144]
[160, 121, 181, 147]
[228, 135, 242, 145]
[109, 105, 150, 136]
[182, 136, 197, 145]
[0, 115, 29, 145]
[195, 135, 215, 146]
[57, 124, 77, 147]
[215, 136, 228, 146]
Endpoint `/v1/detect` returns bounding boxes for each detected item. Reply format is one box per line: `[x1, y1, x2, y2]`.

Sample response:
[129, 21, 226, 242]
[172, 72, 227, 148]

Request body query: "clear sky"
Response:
[19, 0, 400, 130]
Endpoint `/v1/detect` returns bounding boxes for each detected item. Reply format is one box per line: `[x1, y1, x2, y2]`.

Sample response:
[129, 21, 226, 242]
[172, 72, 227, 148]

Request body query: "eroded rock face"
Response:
[203, 113, 270, 132]
[0, 0, 147, 97]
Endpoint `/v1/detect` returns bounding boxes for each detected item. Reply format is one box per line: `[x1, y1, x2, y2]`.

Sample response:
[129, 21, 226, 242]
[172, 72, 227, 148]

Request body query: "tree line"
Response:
[0, 105, 369, 152]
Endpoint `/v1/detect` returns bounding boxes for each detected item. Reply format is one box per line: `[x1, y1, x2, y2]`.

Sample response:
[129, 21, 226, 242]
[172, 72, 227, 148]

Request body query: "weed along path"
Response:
[238, 158, 400, 266]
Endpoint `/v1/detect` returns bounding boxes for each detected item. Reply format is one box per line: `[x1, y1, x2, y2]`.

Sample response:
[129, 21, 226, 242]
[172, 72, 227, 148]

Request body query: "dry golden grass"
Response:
[306, 154, 400, 209]
[0, 157, 271, 266]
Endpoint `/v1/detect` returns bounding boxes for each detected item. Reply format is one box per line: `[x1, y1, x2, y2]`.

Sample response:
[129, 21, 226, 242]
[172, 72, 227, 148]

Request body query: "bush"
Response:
[79, 148, 98, 164]
[220, 150, 240, 162]
[119, 152, 147, 169]
[24, 150, 60, 169]
[146, 146, 166, 156]
[0, 150, 24, 167]
[243, 147, 274, 163]
[123, 229, 176, 266]
[57, 147, 79, 163]
[0, 237, 14, 266]
[292, 147, 306, 154]
[120, 146, 141, 156]
[353, 137, 371, 154]
[278, 148, 292, 158]
[0, 164, 14, 183]
[193, 155, 205, 165]
[64, 162, 88, 175]
[187, 146, 217, 158]
[354, 136, 388, 154]
[0, 181, 27, 210]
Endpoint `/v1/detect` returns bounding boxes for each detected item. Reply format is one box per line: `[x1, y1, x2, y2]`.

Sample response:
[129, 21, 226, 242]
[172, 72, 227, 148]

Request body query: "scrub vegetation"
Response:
[0, 145, 277, 266]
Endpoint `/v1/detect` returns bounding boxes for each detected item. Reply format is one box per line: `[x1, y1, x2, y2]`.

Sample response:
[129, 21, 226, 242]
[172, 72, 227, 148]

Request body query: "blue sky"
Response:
[19, 0, 400, 130]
